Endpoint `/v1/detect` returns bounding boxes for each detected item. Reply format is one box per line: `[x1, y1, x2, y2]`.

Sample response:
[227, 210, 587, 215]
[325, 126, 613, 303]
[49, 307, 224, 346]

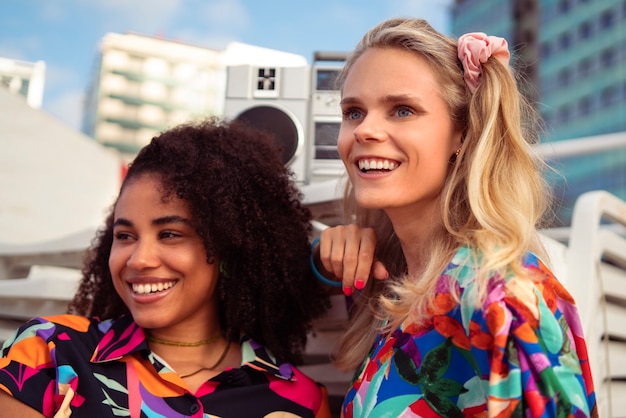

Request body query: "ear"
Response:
[450, 127, 464, 155]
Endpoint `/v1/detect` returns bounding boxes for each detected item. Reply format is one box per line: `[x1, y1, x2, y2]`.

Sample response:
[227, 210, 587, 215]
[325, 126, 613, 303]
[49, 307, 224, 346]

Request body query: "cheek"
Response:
[337, 128, 351, 163]
[108, 253, 127, 296]
[108, 246, 126, 279]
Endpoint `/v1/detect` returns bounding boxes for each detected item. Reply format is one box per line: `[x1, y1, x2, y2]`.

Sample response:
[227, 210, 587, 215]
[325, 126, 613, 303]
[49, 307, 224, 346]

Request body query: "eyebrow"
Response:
[340, 93, 419, 106]
[113, 215, 192, 227]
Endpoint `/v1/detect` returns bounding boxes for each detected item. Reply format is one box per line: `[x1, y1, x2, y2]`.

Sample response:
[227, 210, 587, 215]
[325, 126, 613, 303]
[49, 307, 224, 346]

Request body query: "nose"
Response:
[126, 238, 159, 270]
[352, 113, 386, 143]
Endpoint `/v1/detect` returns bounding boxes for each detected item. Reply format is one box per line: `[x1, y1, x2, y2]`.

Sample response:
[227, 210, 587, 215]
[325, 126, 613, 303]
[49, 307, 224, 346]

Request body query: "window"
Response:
[579, 21, 592, 40]
[558, 68, 572, 87]
[542, 110, 553, 126]
[601, 86, 617, 107]
[541, 42, 552, 59]
[558, 105, 571, 123]
[19, 79, 30, 96]
[578, 96, 592, 115]
[559, 32, 571, 50]
[127, 54, 144, 73]
[601, 48, 616, 67]
[600, 10, 615, 30]
[578, 58, 592, 78]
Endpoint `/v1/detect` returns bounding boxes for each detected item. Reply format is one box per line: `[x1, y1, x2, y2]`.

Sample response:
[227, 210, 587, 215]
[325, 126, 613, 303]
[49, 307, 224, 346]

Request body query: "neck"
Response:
[145, 333, 222, 347]
[387, 207, 443, 276]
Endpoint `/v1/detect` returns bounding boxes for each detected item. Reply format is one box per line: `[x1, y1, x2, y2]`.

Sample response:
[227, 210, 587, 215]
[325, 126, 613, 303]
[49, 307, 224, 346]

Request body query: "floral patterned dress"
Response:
[342, 246, 597, 417]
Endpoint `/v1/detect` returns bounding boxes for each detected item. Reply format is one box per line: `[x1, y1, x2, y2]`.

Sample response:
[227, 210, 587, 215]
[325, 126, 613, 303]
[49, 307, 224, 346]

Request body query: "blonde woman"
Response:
[313, 18, 597, 417]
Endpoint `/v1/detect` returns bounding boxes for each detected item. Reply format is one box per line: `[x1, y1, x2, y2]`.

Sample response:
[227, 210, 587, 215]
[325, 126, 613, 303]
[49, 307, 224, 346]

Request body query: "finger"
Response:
[337, 225, 368, 289]
[352, 230, 377, 290]
[319, 227, 344, 279]
[371, 260, 390, 281]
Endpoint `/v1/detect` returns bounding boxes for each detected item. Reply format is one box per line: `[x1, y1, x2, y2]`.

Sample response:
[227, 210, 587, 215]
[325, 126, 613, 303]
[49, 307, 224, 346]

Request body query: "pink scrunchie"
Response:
[458, 32, 510, 94]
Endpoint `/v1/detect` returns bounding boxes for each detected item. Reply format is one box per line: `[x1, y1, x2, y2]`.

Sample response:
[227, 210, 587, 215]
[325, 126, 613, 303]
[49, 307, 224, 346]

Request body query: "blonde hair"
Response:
[334, 18, 552, 371]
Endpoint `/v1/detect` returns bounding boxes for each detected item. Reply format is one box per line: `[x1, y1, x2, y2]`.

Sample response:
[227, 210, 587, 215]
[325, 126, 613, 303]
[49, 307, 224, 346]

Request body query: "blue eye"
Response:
[342, 108, 363, 121]
[396, 106, 413, 117]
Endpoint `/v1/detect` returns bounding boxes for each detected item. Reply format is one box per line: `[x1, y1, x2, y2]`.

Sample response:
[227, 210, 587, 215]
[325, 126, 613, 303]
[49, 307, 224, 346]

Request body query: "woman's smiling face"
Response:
[109, 173, 219, 334]
[338, 47, 463, 218]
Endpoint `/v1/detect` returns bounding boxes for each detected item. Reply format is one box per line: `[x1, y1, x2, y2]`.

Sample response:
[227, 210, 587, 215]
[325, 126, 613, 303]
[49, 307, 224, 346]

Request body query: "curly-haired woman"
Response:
[0, 118, 331, 417]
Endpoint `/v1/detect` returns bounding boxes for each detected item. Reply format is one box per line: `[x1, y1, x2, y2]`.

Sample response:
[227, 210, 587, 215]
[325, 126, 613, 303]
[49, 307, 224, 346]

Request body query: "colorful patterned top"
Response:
[342, 246, 597, 418]
[0, 314, 331, 417]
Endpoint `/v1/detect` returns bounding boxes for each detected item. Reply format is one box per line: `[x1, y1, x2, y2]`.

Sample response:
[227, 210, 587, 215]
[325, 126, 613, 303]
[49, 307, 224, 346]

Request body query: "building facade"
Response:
[0, 57, 45, 108]
[452, 0, 626, 226]
[82, 33, 225, 160]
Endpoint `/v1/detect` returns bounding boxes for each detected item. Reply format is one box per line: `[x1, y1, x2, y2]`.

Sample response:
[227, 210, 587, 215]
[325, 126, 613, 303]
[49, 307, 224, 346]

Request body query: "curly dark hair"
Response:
[67, 117, 330, 364]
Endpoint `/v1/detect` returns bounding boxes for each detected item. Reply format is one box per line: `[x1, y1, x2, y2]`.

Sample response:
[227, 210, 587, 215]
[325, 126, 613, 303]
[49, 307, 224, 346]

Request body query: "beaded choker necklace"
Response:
[146, 333, 221, 347]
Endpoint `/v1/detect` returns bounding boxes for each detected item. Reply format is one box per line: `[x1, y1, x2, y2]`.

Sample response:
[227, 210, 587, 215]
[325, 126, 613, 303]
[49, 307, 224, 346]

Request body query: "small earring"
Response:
[449, 148, 461, 163]
[219, 260, 229, 277]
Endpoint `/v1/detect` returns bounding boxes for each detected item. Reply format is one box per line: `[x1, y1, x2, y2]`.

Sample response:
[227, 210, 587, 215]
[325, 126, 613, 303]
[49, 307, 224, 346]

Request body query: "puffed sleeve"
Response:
[484, 254, 597, 417]
[0, 318, 59, 417]
[315, 383, 332, 418]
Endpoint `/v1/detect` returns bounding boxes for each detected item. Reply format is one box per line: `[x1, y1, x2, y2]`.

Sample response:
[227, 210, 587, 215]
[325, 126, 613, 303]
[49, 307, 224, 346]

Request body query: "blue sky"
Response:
[0, 0, 452, 131]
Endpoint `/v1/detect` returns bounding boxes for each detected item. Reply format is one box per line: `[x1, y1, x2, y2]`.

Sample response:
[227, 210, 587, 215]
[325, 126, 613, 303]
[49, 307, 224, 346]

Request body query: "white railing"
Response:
[565, 191, 626, 418]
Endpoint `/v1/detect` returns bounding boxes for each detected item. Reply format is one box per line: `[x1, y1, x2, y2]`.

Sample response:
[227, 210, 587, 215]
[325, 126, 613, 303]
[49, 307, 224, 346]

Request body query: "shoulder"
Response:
[447, 247, 577, 328]
[2, 314, 108, 354]
[447, 246, 567, 297]
[506, 251, 575, 313]
[240, 336, 326, 391]
[238, 336, 328, 412]
[479, 249, 581, 343]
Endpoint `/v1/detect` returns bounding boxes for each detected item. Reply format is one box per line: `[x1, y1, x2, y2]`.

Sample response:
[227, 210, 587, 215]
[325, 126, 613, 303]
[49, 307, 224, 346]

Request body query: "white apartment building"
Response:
[83, 32, 307, 161]
[0, 57, 45, 108]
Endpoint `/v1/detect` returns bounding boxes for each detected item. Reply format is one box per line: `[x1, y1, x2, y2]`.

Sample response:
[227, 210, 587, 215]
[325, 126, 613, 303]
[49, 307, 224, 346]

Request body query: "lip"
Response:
[125, 277, 179, 303]
[353, 155, 401, 177]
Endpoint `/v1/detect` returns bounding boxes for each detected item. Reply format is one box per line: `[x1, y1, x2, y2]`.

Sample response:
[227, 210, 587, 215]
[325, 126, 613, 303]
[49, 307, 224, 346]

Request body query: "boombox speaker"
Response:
[224, 65, 311, 183]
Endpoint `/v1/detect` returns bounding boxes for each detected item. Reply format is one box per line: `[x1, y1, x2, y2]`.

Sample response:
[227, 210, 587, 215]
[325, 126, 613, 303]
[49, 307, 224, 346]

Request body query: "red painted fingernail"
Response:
[355, 280, 365, 290]
[343, 286, 353, 296]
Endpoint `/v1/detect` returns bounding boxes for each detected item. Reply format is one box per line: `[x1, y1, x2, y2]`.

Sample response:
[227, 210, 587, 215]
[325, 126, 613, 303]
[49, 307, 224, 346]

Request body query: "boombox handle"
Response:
[312, 51, 349, 64]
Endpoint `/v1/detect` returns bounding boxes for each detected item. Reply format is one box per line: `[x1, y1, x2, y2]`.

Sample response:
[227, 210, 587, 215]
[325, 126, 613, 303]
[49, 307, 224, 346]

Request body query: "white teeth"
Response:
[132, 281, 175, 295]
[358, 159, 398, 172]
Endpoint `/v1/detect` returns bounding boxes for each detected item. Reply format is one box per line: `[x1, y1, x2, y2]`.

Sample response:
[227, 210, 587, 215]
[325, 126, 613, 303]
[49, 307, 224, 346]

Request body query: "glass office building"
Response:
[452, 0, 626, 226]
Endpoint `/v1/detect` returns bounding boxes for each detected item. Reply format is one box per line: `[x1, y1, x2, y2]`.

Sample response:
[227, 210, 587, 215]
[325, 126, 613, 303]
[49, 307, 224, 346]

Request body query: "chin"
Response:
[354, 193, 390, 210]
[129, 310, 171, 330]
